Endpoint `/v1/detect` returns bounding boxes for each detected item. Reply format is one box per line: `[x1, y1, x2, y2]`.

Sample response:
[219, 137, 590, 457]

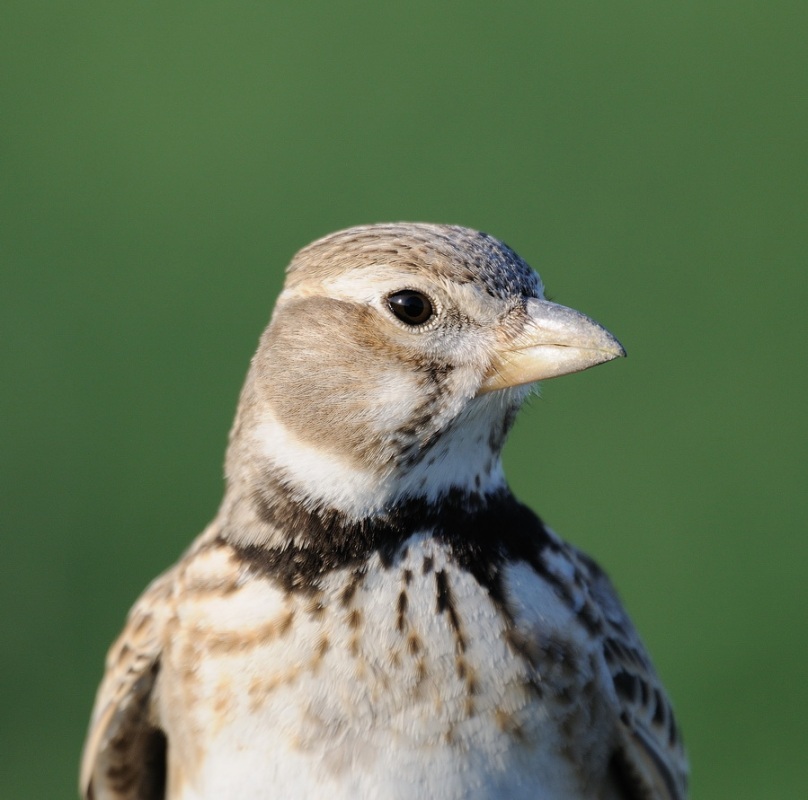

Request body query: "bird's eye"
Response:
[387, 290, 434, 326]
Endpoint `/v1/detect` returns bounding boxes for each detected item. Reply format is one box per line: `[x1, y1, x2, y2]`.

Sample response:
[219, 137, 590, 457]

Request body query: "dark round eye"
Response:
[387, 290, 433, 326]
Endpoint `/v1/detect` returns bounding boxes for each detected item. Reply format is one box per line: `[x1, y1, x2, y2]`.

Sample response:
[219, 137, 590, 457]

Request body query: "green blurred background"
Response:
[2, 3, 805, 797]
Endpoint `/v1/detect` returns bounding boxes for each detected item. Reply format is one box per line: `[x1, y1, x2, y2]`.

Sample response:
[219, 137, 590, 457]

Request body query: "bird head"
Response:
[222, 224, 624, 534]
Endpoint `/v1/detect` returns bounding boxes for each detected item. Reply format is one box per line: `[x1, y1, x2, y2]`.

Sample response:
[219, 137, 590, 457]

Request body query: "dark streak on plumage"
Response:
[504, 628, 538, 668]
[340, 570, 364, 607]
[668, 711, 679, 747]
[652, 688, 666, 726]
[488, 404, 519, 453]
[613, 669, 640, 703]
[396, 590, 408, 633]
[435, 569, 466, 654]
[235, 480, 565, 625]
[605, 636, 650, 672]
[639, 678, 650, 706]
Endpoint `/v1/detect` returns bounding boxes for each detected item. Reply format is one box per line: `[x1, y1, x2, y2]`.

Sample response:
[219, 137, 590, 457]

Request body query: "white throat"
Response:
[250, 391, 524, 519]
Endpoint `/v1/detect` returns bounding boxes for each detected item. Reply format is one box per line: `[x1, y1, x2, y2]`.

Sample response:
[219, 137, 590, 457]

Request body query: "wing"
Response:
[573, 548, 689, 800]
[80, 569, 174, 800]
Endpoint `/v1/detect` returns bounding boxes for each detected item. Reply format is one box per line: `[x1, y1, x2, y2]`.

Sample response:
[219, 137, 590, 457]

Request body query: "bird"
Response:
[80, 223, 687, 800]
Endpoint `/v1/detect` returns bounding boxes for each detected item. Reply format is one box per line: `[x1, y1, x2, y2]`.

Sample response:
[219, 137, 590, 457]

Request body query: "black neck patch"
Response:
[229, 481, 559, 606]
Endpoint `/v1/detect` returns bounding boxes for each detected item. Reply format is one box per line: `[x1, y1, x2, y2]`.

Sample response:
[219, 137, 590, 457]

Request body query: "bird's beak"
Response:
[478, 298, 626, 395]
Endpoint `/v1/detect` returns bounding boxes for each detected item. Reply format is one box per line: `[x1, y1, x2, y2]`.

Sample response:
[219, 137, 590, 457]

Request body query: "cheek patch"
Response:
[259, 298, 422, 467]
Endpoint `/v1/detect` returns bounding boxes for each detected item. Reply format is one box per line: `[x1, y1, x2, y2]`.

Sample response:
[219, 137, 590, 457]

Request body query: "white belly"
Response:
[158, 537, 614, 799]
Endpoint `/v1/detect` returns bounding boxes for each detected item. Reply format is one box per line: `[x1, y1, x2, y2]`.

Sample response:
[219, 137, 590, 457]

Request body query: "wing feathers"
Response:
[80, 572, 172, 800]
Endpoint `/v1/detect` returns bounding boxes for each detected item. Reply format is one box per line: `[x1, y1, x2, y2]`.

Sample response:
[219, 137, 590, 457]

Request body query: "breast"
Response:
[156, 537, 617, 799]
